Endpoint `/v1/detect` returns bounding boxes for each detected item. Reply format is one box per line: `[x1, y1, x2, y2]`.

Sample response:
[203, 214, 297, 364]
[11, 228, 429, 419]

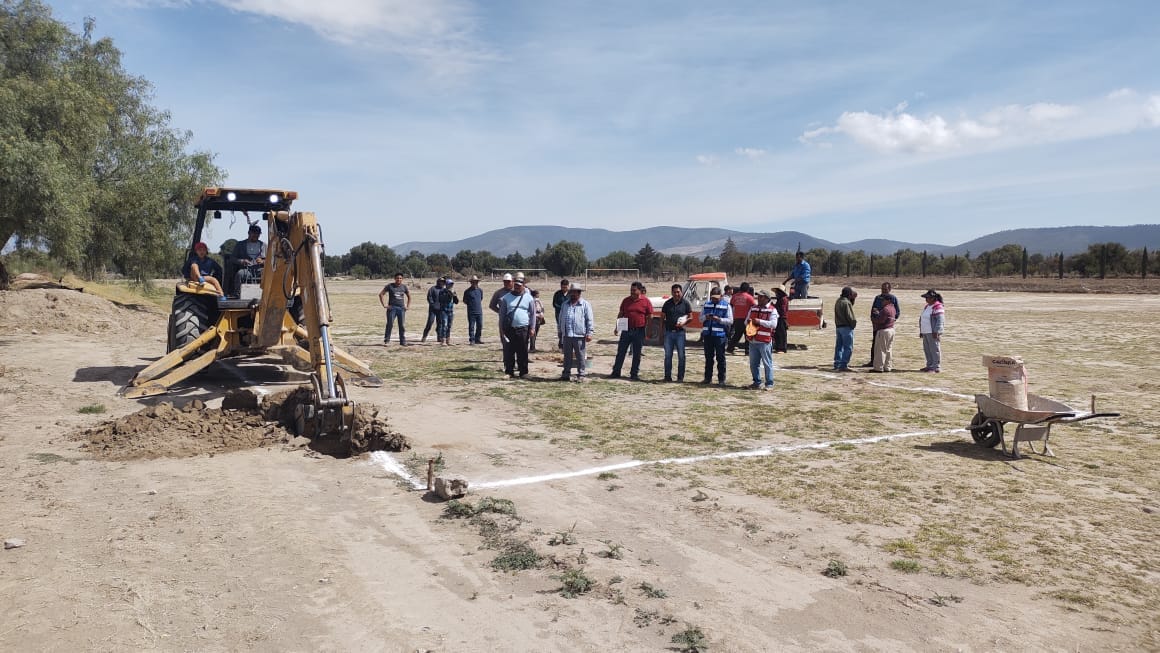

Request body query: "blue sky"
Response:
[51, 0, 1160, 252]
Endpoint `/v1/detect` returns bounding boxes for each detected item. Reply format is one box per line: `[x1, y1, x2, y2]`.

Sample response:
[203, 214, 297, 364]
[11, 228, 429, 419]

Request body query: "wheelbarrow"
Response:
[967, 394, 1119, 458]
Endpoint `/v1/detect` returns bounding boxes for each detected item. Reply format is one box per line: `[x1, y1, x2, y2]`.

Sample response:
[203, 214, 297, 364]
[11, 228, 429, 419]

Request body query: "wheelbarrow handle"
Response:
[1065, 412, 1121, 423]
[1032, 413, 1076, 424]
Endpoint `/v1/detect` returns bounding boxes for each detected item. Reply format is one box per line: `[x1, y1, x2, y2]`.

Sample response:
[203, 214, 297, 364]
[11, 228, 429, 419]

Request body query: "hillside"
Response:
[394, 224, 1160, 259]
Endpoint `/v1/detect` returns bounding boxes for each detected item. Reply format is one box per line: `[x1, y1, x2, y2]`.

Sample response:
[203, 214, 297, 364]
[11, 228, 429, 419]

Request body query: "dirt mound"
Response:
[0, 287, 157, 337]
[72, 388, 410, 461]
[74, 399, 285, 460]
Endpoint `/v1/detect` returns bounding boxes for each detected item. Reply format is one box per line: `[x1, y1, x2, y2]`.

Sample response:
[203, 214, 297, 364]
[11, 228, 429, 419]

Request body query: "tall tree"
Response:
[0, 1, 222, 282]
[634, 242, 662, 274]
[541, 240, 587, 276]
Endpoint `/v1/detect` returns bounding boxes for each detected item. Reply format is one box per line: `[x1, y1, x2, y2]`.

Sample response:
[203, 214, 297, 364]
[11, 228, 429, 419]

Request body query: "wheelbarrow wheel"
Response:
[968, 412, 1003, 448]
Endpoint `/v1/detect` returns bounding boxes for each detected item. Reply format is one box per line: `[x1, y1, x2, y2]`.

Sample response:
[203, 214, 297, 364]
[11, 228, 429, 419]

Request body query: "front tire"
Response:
[171, 293, 214, 349]
[969, 412, 1003, 448]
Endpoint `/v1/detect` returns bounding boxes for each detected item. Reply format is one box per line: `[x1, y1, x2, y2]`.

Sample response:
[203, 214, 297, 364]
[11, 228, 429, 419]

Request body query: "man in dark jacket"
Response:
[861, 282, 900, 367]
[422, 277, 445, 343]
[463, 275, 485, 344]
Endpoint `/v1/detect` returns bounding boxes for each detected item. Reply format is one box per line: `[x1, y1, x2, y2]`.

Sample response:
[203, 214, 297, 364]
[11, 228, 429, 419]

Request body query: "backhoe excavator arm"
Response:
[258, 210, 382, 437]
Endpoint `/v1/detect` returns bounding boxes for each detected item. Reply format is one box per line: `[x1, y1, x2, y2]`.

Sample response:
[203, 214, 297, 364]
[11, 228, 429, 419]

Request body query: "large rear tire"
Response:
[172, 293, 213, 349]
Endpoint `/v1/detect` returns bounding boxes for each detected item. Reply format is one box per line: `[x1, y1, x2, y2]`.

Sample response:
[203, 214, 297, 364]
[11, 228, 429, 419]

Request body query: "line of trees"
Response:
[318, 237, 1159, 281]
[0, 0, 221, 288]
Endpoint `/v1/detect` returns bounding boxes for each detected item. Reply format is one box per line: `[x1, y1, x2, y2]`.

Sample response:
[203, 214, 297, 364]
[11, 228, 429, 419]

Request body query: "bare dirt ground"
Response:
[1, 278, 1157, 652]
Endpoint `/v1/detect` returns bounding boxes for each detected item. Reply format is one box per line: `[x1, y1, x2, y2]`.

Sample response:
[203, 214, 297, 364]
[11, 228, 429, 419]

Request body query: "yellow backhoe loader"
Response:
[122, 187, 382, 440]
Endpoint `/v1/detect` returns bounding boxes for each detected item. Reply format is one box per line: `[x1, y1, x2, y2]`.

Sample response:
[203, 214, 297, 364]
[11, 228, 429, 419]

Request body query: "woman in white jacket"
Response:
[918, 290, 945, 373]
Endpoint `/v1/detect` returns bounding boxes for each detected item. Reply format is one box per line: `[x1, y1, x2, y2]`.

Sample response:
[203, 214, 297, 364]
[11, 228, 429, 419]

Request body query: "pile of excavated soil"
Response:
[74, 399, 286, 460]
[72, 388, 410, 461]
[0, 286, 159, 337]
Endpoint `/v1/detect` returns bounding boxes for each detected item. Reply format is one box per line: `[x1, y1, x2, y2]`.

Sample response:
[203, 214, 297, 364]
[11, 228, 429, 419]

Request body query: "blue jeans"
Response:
[384, 306, 406, 343]
[792, 281, 809, 299]
[834, 326, 854, 369]
[611, 327, 645, 378]
[467, 312, 483, 343]
[703, 333, 727, 383]
[749, 340, 774, 387]
[438, 310, 453, 341]
[663, 329, 686, 380]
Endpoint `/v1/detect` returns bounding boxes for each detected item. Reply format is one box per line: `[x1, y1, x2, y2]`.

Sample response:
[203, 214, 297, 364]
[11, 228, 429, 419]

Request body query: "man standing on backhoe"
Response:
[783, 251, 811, 299]
[232, 224, 265, 294]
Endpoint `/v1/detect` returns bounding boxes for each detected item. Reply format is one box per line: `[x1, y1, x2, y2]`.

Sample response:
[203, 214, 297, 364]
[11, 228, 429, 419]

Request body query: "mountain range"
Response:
[395, 224, 1160, 259]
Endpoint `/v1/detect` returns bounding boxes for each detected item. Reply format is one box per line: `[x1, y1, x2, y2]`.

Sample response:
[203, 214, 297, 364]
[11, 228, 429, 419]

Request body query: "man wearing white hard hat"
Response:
[500, 276, 536, 378]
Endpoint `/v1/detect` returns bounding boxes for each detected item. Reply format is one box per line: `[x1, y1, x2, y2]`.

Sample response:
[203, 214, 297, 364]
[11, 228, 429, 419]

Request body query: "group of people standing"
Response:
[833, 282, 945, 373]
[611, 281, 780, 390]
[380, 271, 947, 383]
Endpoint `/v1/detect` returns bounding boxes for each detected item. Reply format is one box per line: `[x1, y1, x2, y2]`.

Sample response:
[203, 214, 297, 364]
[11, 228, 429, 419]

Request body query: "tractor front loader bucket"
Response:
[121, 326, 227, 398]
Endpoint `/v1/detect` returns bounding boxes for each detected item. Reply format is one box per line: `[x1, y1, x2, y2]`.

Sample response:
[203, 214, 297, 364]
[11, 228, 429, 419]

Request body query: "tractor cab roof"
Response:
[196, 187, 298, 214]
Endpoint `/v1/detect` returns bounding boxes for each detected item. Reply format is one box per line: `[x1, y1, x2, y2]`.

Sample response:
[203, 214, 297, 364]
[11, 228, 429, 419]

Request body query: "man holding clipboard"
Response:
[609, 281, 653, 381]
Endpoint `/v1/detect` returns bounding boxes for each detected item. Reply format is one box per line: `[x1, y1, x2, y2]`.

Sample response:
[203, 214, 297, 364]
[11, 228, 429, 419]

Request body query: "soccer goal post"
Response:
[584, 268, 641, 282]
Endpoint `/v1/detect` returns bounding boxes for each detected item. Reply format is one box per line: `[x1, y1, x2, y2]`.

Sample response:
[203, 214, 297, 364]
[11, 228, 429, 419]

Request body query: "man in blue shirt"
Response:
[784, 251, 812, 299]
[500, 278, 537, 378]
[557, 283, 594, 381]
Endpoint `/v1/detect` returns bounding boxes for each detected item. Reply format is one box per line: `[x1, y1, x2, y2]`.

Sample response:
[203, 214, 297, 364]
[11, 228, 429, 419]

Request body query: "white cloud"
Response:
[696, 154, 718, 166]
[801, 92, 1160, 155]
[735, 147, 766, 160]
[136, 0, 488, 73]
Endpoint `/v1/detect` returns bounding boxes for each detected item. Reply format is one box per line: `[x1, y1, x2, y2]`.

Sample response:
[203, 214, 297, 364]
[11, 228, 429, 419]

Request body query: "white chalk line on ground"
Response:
[370, 429, 966, 491]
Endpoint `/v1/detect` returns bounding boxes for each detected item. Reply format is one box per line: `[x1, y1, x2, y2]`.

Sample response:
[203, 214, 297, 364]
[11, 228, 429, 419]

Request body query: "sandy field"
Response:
[0, 275, 1157, 652]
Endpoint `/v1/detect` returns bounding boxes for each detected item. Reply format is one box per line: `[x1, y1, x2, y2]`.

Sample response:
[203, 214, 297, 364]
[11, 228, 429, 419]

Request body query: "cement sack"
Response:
[983, 355, 1028, 411]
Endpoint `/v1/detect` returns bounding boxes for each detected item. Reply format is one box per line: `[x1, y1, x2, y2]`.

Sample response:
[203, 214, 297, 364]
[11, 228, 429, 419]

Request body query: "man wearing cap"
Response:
[609, 281, 653, 380]
[700, 286, 733, 386]
[378, 272, 411, 345]
[231, 223, 265, 294]
[500, 277, 536, 378]
[490, 273, 515, 359]
[437, 278, 459, 345]
[746, 290, 777, 390]
[463, 275, 485, 344]
[833, 286, 858, 372]
[783, 251, 811, 299]
[422, 277, 445, 343]
[557, 283, 594, 381]
[660, 283, 692, 382]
